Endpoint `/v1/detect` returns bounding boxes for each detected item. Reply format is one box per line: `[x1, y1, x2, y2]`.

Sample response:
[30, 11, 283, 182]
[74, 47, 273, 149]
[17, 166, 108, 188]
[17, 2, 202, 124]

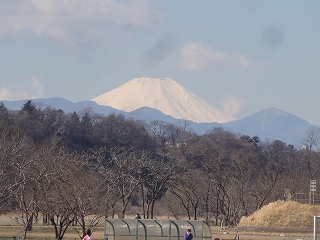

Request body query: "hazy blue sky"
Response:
[1, 1, 319, 125]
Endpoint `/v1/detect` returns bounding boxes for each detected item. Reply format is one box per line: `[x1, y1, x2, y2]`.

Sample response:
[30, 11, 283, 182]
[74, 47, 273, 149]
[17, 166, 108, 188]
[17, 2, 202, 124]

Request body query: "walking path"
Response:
[212, 230, 314, 240]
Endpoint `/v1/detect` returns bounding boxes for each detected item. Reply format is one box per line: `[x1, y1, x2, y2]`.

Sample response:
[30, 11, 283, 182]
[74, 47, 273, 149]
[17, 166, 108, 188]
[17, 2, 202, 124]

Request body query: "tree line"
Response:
[0, 100, 320, 240]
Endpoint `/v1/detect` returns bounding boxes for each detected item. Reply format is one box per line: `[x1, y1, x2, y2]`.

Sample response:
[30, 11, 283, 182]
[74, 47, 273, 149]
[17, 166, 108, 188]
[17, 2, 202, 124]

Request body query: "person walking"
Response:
[83, 229, 92, 240]
[184, 229, 193, 240]
[135, 213, 141, 219]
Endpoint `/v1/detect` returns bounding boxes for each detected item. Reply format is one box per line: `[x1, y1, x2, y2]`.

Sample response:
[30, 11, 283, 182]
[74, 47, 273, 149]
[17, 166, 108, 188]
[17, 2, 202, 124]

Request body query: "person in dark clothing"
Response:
[184, 229, 193, 240]
[135, 213, 141, 219]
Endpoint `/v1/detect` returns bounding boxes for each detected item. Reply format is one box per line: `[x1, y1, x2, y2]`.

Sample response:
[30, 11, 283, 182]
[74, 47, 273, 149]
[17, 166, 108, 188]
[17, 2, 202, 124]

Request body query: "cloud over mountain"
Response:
[91, 77, 235, 123]
[0, 0, 160, 47]
[0, 76, 44, 101]
[178, 42, 257, 70]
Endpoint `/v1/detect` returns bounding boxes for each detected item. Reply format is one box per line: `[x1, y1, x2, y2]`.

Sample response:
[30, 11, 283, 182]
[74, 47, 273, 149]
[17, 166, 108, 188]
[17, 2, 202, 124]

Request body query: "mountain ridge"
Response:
[223, 108, 312, 145]
[2, 98, 313, 145]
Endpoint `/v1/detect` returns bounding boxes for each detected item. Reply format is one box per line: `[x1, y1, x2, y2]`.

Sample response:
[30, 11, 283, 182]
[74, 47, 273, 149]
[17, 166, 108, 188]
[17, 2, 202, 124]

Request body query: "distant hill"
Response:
[223, 108, 313, 145]
[3, 97, 122, 114]
[142, 107, 313, 145]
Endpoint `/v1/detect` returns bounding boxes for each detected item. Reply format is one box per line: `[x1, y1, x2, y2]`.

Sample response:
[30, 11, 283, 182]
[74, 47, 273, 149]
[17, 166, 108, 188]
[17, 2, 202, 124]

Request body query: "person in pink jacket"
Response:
[83, 229, 91, 240]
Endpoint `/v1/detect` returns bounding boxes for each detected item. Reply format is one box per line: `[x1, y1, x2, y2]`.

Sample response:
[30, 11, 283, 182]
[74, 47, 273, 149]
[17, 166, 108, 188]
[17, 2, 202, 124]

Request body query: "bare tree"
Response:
[90, 146, 120, 218]
[141, 153, 183, 219]
[69, 151, 110, 238]
[0, 123, 26, 208]
[250, 140, 287, 210]
[168, 168, 204, 220]
[111, 146, 150, 215]
[91, 146, 151, 217]
[9, 139, 38, 240]
[37, 144, 82, 240]
[0, 116, 51, 240]
[148, 120, 171, 151]
[228, 148, 259, 217]
[300, 127, 320, 179]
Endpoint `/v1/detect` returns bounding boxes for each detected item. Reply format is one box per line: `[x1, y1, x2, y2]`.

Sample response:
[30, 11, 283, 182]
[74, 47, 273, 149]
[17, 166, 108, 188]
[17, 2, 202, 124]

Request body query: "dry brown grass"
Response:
[239, 200, 320, 229]
[209, 200, 320, 239]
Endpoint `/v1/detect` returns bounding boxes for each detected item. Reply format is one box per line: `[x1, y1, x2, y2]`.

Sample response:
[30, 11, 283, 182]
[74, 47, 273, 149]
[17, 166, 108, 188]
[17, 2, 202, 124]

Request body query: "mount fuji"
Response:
[91, 77, 234, 123]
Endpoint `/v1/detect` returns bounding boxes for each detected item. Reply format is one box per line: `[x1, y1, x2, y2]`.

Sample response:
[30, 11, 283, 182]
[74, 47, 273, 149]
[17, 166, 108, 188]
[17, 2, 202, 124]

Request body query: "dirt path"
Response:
[212, 233, 313, 240]
[211, 229, 314, 240]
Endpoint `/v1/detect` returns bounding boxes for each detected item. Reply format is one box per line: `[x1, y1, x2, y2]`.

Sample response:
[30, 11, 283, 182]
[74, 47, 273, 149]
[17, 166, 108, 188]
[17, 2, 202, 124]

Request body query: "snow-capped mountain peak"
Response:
[91, 77, 235, 123]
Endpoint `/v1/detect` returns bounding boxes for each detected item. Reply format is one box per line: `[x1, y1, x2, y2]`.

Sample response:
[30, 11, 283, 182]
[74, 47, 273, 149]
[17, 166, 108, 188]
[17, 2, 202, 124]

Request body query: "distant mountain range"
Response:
[2, 97, 314, 146]
[1, 77, 315, 146]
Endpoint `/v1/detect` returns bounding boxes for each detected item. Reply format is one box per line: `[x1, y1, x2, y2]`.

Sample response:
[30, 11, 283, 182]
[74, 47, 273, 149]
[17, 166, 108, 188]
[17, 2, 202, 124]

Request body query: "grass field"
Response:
[0, 224, 106, 240]
[1, 201, 319, 240]
[0, 213, 105, 240]
[0, 224, 315, 240]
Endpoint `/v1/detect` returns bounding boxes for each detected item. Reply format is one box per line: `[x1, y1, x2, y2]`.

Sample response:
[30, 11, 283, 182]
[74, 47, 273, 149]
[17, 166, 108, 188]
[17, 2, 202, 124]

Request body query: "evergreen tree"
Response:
[0, 101, 9, 115]
[22, 100, 37, 115]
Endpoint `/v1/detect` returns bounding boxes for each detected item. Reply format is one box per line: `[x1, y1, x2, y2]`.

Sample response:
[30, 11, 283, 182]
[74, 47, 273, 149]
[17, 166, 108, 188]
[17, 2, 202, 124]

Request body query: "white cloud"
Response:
[0, 76, 44, 101]
[218, 95, 247, 119]
[31, 76, 44, 97]
[178, 42, 257, 70]
[0, 88, 13, 100]
[0, 0, 160, 46]
[0, 87, 30, 101]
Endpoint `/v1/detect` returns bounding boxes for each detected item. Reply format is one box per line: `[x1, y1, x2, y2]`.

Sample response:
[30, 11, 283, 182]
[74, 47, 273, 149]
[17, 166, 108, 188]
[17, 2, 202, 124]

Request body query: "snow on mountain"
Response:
[91, 77, 235, 123]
